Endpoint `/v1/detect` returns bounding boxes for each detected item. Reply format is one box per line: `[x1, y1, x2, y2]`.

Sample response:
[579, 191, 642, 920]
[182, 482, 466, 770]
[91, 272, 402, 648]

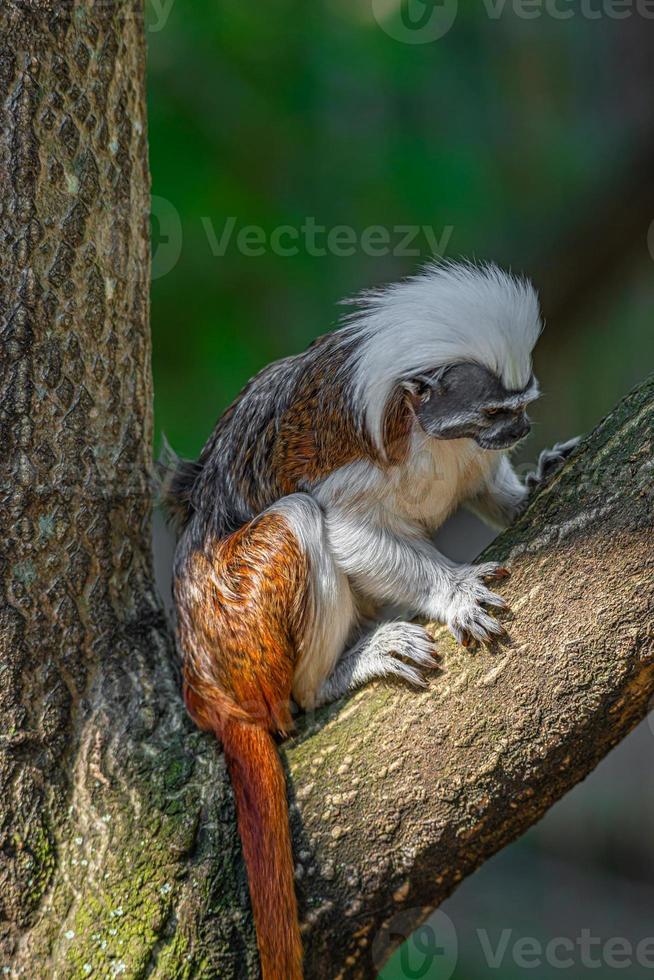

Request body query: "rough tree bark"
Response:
[0, 3, 249, 978]
[1, 3, 653, 979]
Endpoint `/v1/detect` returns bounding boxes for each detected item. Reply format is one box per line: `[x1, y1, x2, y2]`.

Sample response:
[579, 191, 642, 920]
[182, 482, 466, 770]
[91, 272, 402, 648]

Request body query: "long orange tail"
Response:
[220, 716, 303, 980]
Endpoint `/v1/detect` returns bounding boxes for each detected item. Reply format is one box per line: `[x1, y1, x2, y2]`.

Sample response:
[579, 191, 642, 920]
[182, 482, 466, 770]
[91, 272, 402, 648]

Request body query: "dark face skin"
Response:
[406, 362, 538, 451]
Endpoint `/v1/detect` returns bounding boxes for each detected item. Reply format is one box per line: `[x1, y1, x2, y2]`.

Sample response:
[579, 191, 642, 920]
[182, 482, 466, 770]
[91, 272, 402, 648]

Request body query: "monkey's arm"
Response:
[466, 455, 529, 531]
[469, 438, 582, 532]
[324, 509, 507, 644]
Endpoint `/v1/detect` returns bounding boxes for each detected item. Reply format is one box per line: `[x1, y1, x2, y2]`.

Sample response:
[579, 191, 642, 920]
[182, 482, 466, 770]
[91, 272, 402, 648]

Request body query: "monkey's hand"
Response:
[526, 437, 581, 493]
[438, 563, 510, 647]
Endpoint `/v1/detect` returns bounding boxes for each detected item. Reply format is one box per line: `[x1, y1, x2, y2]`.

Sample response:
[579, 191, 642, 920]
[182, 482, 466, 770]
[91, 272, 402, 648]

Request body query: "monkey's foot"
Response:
[365, 622, 440, 687]
[315, 623, 439, 705]
[445, 563, 509, 647]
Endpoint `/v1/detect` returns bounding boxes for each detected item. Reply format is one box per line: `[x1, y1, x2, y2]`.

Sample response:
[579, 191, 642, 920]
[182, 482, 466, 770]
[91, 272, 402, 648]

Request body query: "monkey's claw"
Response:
[444, 562, 512, 648]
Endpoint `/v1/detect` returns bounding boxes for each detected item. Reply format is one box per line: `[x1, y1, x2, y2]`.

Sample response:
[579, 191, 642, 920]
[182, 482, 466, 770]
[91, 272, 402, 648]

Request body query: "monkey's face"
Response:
[406, 362, 538, 451]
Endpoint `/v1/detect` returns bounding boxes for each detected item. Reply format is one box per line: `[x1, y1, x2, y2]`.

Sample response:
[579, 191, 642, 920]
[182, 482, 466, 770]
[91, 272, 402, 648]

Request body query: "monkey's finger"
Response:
[449, 624, 467, 647]
[480, 590, 508, 610]
[393, 624, 440, 667]
[468, 611, 505, 642]
[476, 562, 510, 584]
[451, 621, 486, 649]
[388, 661, 428, 688]
[402, 643, 440, 668]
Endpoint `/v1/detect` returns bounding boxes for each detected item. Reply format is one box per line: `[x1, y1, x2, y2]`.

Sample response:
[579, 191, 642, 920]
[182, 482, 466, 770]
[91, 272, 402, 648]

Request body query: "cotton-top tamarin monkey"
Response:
[162, 261, 578, 980]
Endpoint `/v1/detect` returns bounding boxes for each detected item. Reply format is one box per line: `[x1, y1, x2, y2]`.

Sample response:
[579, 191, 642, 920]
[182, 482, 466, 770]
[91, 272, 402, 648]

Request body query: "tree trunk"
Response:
[1, 4, 653, 979]
[1, 3, 250, 978]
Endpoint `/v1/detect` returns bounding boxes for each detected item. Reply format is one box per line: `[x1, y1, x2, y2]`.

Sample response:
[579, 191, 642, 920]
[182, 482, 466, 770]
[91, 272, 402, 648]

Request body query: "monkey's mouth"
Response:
[474, 429, 530, 451]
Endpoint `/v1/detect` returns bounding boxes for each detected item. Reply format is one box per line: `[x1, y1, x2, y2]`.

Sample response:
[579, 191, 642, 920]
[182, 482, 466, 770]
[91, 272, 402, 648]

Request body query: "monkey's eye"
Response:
[484, 406, 502, 417]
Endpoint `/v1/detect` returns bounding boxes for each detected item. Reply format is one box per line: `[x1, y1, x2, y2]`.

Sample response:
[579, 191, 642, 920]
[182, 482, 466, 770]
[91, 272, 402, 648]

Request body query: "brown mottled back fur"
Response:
[161, 330, 414, 538]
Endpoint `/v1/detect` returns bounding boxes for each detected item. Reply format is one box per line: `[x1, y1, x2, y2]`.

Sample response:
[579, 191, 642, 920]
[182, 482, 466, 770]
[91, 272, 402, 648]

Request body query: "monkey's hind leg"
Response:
[314, 621, 439, 707]
[274, 494, 440, 709]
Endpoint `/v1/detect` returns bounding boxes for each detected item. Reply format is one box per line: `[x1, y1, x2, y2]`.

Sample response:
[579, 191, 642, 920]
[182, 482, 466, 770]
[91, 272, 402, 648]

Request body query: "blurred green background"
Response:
[147, 2, 654, 977]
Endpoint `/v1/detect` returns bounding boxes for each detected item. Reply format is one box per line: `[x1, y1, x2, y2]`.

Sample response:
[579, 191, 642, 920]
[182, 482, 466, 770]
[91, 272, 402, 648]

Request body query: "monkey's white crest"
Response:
[346, 260, 543, 450]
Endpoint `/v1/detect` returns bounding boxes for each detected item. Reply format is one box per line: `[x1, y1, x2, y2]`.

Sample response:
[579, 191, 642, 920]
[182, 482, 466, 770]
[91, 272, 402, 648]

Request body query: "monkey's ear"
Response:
[401, 367, 448, 401]
[401, 378, 431, 401]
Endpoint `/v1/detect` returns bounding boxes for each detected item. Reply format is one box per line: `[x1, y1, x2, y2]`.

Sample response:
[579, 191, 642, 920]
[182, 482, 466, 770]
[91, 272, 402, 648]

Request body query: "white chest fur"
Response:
[314, 427, 499, 534]
[389, 430, 496, 528]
